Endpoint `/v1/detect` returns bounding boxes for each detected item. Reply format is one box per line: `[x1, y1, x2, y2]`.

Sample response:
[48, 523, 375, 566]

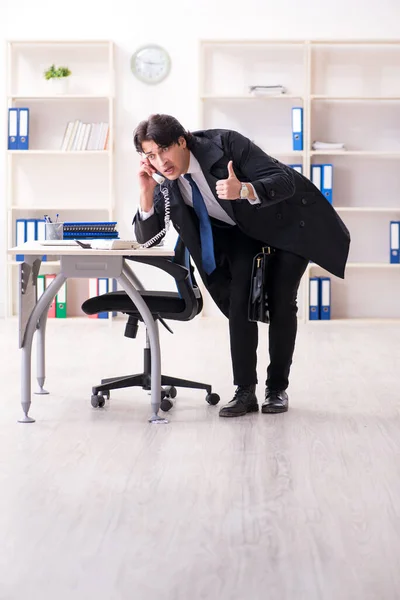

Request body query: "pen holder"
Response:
[45, 222, 64, 240]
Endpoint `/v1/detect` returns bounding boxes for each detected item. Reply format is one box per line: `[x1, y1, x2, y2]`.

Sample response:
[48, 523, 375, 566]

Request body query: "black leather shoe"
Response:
[262, 388, 289, 414]
[219, 385, 259, 417]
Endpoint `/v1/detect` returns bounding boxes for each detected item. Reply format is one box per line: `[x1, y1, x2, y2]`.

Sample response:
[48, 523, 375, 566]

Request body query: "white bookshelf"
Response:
[5, 40, 115, 317]
[199, 39, 400, 322]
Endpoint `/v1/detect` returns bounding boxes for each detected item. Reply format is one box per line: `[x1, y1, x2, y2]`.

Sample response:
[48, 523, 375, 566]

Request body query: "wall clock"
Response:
[131, 44, 171, 84]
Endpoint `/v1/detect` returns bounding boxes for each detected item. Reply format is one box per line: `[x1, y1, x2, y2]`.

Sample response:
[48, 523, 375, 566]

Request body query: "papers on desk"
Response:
[312, 141, 346, 150]
[40, 240, 79, 246]
[89, 239, 141, 250]
[39, 239, 142, 250]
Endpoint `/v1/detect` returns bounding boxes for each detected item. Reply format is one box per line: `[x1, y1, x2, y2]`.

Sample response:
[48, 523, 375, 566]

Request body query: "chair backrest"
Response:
[129, 236, 202, 321]
[81, 237, 203, 323]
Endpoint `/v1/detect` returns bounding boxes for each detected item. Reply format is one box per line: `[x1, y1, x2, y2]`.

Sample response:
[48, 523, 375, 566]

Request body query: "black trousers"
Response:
[212, 226, 308, 390]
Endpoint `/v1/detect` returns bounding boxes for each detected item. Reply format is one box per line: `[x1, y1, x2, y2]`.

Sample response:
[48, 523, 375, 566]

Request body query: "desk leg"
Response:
[34, 311, 49, 395]
[19, 273, 66, 423]
[119, 268, 168, 424]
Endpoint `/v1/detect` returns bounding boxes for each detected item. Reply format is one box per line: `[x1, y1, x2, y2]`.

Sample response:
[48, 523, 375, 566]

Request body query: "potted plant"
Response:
[44, 64, 72, 94]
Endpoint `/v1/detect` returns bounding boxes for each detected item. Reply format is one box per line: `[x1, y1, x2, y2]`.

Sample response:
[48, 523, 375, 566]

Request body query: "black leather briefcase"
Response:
[248, 246, 275, 324]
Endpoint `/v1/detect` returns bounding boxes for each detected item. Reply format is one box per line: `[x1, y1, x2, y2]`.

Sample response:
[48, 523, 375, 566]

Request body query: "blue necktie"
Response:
[184, 173, 216, 275]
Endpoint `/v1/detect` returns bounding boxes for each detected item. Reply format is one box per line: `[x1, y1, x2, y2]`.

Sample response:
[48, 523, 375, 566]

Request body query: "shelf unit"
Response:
[5, 40, 115, 318]
[199, 39, 400, 321]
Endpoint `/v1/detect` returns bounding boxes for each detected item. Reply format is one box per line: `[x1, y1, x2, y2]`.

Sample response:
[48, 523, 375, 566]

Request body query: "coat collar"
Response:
[188, 134, 225, 170]
[162, 133, 235, 221]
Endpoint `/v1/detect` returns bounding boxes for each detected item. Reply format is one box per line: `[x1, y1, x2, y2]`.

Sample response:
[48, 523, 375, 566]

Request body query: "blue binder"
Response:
[36, 219, 47, 261]
[16, 219, 26, 261]
[288, 164, 302, 174]
[309, 277, 320, 320]
[321, 164, 333, 204]
[17, 108, 29, 150]
[319, 277, 331, 320]
[291, 107, 303, 151]
[390, 221, 400, 263]
[311, 164, 322, 191]
[8, 108, 18, 150]
[26, 219, 37, 246]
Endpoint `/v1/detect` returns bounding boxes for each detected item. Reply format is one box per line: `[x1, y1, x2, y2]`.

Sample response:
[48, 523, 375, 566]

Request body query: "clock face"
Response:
[131, 45, 171, 84]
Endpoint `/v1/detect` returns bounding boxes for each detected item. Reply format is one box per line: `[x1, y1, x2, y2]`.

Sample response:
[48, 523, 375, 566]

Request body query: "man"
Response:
[133, 114, 350, 417]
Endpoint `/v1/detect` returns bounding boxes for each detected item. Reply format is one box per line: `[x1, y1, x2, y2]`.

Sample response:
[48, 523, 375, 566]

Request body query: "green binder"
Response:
[56, 282, 67, 318]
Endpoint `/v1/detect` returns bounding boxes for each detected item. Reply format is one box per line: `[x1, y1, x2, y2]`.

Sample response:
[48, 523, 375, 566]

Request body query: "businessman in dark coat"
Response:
[133, 114, 350, 417]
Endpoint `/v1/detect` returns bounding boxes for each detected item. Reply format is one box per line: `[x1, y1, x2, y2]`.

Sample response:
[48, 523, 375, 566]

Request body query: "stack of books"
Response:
[312, 141, 346, 151]
[60, 120, 109, 151]
[62, 221, 119, 239]
[249, 85, 286, 96]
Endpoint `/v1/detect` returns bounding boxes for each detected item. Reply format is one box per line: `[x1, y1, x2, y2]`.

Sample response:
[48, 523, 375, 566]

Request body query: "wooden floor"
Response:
[1, 316, 400, 600]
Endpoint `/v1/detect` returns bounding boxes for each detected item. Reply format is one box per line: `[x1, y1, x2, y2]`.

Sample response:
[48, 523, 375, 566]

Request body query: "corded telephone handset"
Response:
[140, 172, 171, 248]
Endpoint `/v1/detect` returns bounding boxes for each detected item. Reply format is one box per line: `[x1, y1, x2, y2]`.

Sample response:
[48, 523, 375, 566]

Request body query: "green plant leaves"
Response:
[44, 64, 71, 79]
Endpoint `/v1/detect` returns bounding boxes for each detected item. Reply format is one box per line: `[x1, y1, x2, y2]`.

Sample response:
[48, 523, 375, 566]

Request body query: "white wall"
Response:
[2, 0, 400, 317]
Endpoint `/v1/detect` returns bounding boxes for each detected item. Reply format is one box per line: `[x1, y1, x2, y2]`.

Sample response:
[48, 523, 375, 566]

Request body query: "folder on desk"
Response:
[390, 221, 400, 263]
[17, 108, 29, 150]
[321, 164, 333, 204]
[56, 282, 67, 318]
[291, 107, 303, 151]
[309, 277, 320, 320]
[16, 219, 26, 261]
[289, 164, 302, 174]
[319, 277, 331, 320]
[97, 278, 109, 318]
[45, 274, 56, 318]
[8, 108, 18, 150]
[311, 164, 322, 191]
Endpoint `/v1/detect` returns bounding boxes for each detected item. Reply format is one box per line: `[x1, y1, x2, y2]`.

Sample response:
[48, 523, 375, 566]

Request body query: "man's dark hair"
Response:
[133, 114, 192, 153]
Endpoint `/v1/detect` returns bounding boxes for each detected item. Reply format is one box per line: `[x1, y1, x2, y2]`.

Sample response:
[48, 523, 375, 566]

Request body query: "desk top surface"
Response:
[8, 241, 175, 258]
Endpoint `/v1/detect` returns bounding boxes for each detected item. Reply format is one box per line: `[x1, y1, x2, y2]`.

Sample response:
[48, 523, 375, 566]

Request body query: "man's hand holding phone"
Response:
[139, 156, 157, 212]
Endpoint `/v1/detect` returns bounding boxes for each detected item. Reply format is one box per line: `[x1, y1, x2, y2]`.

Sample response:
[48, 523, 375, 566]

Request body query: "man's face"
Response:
[141, 136, 190, 180]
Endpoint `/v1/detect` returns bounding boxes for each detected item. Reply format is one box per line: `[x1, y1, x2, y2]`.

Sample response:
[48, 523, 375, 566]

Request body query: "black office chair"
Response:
[81, 238, 220, 412]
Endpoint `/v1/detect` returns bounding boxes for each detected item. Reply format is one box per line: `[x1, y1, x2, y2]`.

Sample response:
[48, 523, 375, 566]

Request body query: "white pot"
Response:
[49, 77, 70, 95]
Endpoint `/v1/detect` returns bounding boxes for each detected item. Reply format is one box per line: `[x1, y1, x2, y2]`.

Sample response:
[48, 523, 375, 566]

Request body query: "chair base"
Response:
[92, 336, 214, 404]
[92, 372, 212, 396]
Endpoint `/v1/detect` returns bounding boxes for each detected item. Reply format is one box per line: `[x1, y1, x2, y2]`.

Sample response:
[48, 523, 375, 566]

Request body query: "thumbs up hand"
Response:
[216, 160, 241, 200]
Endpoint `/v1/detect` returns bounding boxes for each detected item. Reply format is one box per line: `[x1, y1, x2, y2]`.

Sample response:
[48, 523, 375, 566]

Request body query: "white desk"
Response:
[8, 242, 175, 424]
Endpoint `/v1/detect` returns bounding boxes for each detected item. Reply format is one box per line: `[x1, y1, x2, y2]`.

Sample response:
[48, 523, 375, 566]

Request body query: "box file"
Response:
[56, 283, 67, 318]
[17, 108, 29, 150]
[319, 277, 331, 320]
[309, 277, 320, 320]
[390, 221, 400, 263]
[8, 108, 18, 150]
[291, 107, 303, 151]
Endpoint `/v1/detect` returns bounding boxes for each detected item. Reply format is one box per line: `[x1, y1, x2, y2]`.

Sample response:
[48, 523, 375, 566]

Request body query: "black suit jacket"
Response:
[134, 129, 350, 317]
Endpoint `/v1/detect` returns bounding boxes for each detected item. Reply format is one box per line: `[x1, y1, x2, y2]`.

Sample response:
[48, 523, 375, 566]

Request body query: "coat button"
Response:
[269, 189, 276, 198]
[276, 213, 282, 220]
[301, 198, 307, 205]
[299, 220, 305, 227]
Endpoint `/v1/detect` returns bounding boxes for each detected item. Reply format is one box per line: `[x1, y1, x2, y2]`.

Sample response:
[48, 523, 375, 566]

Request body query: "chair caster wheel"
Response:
[103, 390, 110, 400]
[206, 392, 220, 405]
[91, 393, 106, 408]
[163, 385, 177, 399]
[160, 397, 174, 412]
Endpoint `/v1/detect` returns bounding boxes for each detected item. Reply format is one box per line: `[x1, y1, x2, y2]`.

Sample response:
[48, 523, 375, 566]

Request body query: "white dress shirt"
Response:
[139, 151, 259, 223]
